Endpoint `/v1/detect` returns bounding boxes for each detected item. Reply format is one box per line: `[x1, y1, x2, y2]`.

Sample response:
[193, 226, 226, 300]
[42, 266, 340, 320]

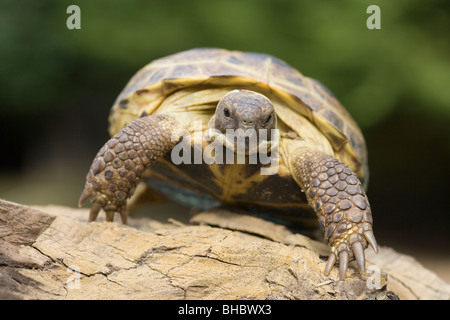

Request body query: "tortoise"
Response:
[79, 48, 378, 279]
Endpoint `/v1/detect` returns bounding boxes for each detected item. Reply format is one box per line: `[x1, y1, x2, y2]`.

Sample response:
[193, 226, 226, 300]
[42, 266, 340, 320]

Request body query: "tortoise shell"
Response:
[107, 48, 368, 225]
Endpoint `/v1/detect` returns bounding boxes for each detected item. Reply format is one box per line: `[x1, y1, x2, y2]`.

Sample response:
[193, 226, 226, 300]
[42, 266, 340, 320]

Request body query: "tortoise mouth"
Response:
[204, 128, 279, 156]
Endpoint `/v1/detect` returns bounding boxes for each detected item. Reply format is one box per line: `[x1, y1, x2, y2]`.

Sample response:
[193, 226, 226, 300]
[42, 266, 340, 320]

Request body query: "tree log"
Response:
[0, 199, 448, 300]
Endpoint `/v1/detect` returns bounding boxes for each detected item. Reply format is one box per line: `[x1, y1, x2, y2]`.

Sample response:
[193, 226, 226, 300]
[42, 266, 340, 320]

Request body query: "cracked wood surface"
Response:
[0, 199, 449, 300]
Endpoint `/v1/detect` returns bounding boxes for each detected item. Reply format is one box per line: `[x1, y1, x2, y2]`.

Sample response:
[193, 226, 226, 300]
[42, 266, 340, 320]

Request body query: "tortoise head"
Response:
[208, 89, 277, 154]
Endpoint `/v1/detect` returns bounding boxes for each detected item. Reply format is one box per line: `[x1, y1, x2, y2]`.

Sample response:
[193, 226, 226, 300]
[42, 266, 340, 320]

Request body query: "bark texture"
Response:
[0, 199, 448, 300]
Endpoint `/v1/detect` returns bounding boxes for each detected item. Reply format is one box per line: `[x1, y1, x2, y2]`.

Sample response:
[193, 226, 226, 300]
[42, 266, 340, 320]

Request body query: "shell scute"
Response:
[110, 48, 368, 181]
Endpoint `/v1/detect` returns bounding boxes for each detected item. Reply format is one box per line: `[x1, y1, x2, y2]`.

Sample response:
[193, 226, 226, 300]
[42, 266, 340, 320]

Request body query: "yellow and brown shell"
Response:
[107, 48, 368, 223]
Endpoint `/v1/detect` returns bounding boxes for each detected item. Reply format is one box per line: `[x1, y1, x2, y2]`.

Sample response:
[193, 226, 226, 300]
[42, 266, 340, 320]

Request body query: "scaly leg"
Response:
[290, 148, 378, 279]
[78, 114, 182, 224]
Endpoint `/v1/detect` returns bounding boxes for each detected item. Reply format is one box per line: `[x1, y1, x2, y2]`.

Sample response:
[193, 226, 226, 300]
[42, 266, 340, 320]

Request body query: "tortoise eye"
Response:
[263, 114, 272, 126]
[223, 108, 231, 118]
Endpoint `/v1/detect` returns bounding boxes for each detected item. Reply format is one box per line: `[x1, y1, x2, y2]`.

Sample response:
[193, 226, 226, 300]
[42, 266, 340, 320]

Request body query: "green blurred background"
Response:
[1, 0, 449, 281]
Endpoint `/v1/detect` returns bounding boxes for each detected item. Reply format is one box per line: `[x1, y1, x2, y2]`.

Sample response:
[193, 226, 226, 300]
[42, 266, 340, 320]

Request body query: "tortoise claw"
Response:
[89, 202, 102, 222]
[105, 211, 115, 222]
[364, 230, 379, 253]
[89, 203, 127, 223]
[338, 251, 349, 280]
[119, 207, 128, 224]
[352, 241, 366, 273]
[78, 188, 90, 208]
[324, 253, 336, 276]
[79, 185, 129, 223]
[326, 232, 373, 279]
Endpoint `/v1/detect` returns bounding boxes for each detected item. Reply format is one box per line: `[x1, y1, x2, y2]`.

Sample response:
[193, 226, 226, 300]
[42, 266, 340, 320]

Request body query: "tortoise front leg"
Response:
[78, 114, 182, 224]
[290, 148, 379, 279]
